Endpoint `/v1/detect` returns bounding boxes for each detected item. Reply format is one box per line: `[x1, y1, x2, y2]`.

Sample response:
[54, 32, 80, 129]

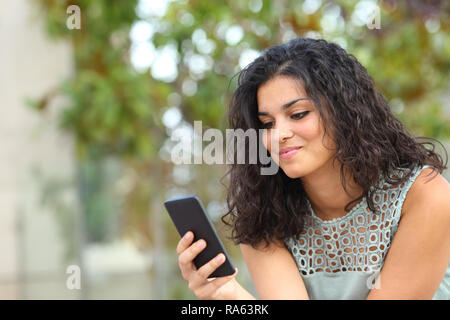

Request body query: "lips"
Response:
[279, 146, 302, 160]
[279, 146, 302, 155]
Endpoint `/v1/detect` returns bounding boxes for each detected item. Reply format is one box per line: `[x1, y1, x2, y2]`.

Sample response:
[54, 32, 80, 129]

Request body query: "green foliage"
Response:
[398, 98, 450, 139]
[34, 0, 162, 160]
[33, 0, 450, 161]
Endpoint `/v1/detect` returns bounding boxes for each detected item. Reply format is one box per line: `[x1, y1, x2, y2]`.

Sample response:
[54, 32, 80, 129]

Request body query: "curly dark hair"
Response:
[220, 37, 448, 250]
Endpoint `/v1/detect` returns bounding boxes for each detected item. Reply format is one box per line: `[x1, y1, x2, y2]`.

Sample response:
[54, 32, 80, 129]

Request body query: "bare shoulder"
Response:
[402, 167, 450, 219]
[367, 166, 450, 299]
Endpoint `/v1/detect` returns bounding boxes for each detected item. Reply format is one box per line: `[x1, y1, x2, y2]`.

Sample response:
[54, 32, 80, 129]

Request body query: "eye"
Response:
[261, 121, 274, 129]
[260, 111, 309, 129]
[291, 111, 309, 120]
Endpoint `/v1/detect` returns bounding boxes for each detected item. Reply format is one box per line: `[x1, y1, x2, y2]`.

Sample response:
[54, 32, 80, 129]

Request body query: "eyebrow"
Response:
[257, 98, 309, 116]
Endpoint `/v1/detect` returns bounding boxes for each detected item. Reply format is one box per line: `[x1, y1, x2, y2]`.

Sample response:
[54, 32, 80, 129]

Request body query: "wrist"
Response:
[227, 278, 256, 300]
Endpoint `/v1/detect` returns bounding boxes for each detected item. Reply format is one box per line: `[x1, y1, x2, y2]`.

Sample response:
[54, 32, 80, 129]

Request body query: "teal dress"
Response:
[284, 164, 450, 299]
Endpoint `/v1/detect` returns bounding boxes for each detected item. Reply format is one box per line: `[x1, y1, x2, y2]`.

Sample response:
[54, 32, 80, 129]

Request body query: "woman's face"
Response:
[257, 76, 337, 179]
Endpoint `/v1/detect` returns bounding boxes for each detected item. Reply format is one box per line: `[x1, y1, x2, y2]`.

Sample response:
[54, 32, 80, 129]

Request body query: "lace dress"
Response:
[284, 164, 450, 299]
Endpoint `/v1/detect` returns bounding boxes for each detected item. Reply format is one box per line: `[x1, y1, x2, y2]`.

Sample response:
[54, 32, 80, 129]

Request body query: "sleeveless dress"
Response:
[284, 164, 450, 299]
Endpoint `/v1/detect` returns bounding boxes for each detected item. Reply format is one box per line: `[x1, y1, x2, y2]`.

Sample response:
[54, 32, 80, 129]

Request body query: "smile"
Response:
[279, 147, 302, 160]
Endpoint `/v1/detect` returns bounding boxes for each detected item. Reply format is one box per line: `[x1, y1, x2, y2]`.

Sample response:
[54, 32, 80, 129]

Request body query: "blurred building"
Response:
[0, 0, 152, 299]
[0, 0, 77, 299]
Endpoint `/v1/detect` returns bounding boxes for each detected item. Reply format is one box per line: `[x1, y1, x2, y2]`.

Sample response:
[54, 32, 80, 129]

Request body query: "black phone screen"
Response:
[164, 195, 235, 278]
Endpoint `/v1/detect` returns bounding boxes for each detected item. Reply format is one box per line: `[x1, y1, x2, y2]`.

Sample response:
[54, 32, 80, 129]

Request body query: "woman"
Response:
[176, 38, 450, 299]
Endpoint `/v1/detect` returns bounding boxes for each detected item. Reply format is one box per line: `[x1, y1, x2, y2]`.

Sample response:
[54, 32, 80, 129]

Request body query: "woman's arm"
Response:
[240, 239, 309, 299]
[366, 168, 450, 299]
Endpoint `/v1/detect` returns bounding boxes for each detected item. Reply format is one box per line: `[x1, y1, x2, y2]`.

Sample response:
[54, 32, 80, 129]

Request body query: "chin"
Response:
[281, 166, 303, 179]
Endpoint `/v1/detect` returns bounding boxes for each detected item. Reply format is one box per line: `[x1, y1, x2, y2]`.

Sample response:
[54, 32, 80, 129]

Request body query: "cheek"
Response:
[294, 117, 335, 159]
[300, 120, 336, 156]
[294, 117, 321, 142]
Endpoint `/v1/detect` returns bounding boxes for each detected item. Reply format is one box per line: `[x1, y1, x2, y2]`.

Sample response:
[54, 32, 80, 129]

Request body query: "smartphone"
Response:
[164, 195, 235, 278]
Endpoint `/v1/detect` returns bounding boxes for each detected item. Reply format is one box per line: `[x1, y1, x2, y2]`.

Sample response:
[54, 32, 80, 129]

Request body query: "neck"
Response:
[301, 159, 363, 221]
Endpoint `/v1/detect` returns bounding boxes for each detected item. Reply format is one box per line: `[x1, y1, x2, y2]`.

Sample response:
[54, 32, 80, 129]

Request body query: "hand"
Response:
[176, 231, 239, 300]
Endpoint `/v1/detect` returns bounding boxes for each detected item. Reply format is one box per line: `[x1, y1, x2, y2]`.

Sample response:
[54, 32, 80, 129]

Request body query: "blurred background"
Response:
[0, 0, 449, 299]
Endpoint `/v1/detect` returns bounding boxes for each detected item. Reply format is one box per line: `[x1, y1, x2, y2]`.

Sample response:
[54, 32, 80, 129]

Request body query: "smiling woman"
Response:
[256, 76, 337, 181]
[175, 37, 450, 300]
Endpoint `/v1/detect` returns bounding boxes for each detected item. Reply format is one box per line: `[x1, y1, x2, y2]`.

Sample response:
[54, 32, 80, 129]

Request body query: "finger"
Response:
[206, 267, 238, 282]
[190, 254, 235, 291]
[196, 253, 227, 280]
[178, 239, 206, 268]
[176, 231, 194, 255]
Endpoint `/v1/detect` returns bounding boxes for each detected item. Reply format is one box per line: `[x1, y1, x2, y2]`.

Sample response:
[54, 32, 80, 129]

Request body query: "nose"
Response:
[263, 120, 294, 152]
[277, 125, 294, 143]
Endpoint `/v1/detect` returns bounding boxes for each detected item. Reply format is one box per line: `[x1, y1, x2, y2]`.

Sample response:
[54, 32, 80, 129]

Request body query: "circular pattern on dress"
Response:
[284, 165, 428, 276]
[369, 253, 381, 264]
[356, 215, 365, 225]
[357, 234, 366, 245]
[314, 256, 324, 267]
[314, 238, 323, 248]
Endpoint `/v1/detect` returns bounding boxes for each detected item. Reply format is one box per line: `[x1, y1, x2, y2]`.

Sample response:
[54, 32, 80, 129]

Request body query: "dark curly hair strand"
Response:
[220, 38, 447, 250]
